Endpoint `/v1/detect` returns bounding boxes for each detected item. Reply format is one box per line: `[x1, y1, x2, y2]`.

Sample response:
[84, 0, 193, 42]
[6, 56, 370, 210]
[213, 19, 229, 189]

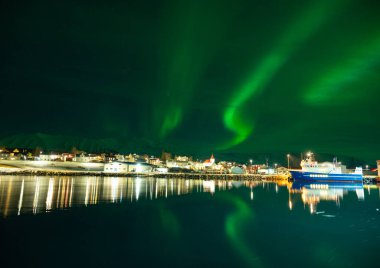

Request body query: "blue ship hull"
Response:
[290, 170, 363, 182]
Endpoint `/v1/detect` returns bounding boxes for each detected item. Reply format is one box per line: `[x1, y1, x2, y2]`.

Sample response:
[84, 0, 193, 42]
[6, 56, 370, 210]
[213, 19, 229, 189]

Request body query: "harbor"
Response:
[1, 175, 380, 267]
[0, 152, 378, 183]
[0, 169, 286, 179]
[0, 152, 379, 267]
[2, 0, 380, 266]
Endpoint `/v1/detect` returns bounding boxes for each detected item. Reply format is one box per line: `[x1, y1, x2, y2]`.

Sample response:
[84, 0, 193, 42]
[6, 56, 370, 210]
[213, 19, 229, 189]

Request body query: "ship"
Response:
[289, 152, 363, 182]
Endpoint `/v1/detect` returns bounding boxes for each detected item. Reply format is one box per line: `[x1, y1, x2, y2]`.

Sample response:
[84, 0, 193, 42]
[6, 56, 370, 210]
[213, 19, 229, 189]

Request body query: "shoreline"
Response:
[0, 167, 377, 182]
[0, 168, 287, 180]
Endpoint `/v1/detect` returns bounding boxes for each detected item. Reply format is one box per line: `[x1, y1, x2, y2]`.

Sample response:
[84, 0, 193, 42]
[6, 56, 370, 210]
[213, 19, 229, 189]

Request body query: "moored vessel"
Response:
[289, 152, 363, 182]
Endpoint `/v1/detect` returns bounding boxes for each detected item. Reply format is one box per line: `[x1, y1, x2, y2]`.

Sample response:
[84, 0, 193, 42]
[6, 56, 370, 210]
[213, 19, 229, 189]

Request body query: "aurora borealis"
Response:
[221, 0, 344, 149]
[1, 0, 379, 162]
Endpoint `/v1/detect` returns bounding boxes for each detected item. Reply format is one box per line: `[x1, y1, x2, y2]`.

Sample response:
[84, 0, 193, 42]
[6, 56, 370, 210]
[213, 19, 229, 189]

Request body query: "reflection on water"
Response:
[288, 181, 370, 214]
[1, 176, 380, 217]
[242, 180, 380, 215]
[0, 176, 234, 217]
[1, 177, 379, 267]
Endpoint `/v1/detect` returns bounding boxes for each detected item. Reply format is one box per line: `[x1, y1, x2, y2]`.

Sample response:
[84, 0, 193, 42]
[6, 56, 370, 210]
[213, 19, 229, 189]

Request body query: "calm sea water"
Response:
[0, 176, 379, 267]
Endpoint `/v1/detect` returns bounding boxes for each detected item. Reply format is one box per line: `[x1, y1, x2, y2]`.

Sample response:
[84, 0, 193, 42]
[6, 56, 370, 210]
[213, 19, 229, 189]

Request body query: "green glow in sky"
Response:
[2, 0, 380, 161]
[223, 106, 253, 149]
[304, 36, 380, 105]
[223, 194, 262, 267]
[160, 104, 183, 138]
[157, 22, 206, 138]
[157, 0, 237, 139]
[222, 0, 345, 149]
[156, 1, 201, 138]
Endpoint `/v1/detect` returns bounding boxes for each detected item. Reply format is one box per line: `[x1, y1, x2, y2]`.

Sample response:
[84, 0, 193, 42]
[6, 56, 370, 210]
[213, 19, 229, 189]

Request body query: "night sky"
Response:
[1, 0, 379, 163]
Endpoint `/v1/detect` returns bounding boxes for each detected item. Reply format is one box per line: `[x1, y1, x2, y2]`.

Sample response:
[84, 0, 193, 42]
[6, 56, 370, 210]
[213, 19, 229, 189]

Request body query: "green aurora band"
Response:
[160, 107, 183, 138]
[304, 35, 380, 105]
[157, 3, 196, 138]
[158, 0, 240, 139]
[221, 0, 346, 149]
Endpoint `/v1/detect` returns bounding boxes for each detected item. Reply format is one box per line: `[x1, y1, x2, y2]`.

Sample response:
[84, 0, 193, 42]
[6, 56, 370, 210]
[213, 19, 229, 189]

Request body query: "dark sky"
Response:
[1, 0, 379, 162]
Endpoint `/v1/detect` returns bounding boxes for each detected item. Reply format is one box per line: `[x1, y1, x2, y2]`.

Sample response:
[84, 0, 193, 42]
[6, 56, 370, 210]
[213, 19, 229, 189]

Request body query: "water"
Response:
[0, 176, 379, 267]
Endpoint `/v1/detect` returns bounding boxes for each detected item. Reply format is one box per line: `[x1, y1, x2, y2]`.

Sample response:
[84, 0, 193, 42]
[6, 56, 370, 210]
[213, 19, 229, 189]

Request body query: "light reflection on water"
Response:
[0, 176, 379, 217]
[1, 177, 380, 267]
[0, 176, 234, 217]
[288, 181, 373, 214]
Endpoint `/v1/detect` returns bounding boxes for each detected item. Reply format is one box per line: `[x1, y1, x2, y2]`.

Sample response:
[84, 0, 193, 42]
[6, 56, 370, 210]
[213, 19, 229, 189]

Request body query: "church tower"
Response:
[210, 154, 215, 165]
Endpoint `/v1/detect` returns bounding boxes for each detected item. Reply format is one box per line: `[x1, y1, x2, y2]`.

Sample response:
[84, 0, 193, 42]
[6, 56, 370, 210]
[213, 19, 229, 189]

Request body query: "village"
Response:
[0, 147, 291, 175]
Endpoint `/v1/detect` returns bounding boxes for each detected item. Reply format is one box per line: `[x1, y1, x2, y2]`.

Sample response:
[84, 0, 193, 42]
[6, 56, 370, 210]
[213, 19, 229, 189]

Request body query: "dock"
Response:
[0, 168, 288, 181]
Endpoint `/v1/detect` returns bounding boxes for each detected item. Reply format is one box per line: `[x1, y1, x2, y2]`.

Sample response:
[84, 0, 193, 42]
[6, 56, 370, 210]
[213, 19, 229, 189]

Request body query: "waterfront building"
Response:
[73, 153, 103, 163]
[7, 148, 22, 160]
[115, 154, 125, 161]
[201, 155, 225, 172]
[155, 167, 168, 173]
[61, 153, 74, 161]
[39, 153, 61, 161]
[0, 148, 10, 160]
[231, 166, 245, 174]
[248, 164, 260, 174]
[140, 154, 150, 162]
[258, 165, 275, 174]
[104, 161, 154, 173]
[276, 166, 290, 175]
[204, 154, 215, 166]
[103, 153, 116, 162]
[219, 161, 233, 170]
[192, 161, 205, 171]
[378, 160, 380, 177]
[148, 158, 161, 165]
[212, 163, 224, 171]
[166, 159, 191, 169]
[125, 153, 136, 162]
[203, 154, 215, 168]
[175, 155, 192, 162]
[161, 151, 172, 162]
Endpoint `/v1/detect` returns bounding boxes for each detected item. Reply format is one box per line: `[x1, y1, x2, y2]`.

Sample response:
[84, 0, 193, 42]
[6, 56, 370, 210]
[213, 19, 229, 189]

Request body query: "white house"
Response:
[166, 159, 191, 169]
[104, 161, 154, 173]
[40, 154, 61, 161]
[74, 153, 102, 163]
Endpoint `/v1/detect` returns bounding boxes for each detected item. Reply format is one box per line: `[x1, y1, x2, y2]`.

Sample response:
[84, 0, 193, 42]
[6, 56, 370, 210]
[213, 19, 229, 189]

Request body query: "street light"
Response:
[287, 154, 290, 169]
[274, 163, 278, 173]
[366, 165, 369, 170]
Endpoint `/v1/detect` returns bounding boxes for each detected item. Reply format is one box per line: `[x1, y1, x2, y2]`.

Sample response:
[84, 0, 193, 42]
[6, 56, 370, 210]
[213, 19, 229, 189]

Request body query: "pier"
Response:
[0, 168, 378, 183]
[0, 168, 288, 181]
